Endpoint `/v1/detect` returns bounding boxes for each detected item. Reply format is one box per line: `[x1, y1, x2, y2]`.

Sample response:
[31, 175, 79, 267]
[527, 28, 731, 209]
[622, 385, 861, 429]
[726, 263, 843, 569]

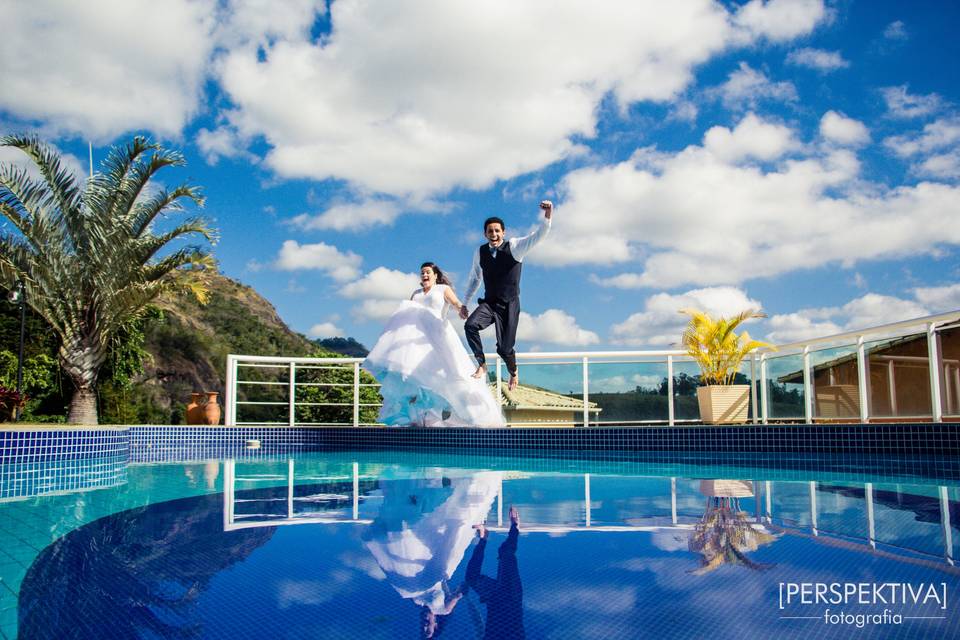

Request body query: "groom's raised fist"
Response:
[539, 200, 553, 219]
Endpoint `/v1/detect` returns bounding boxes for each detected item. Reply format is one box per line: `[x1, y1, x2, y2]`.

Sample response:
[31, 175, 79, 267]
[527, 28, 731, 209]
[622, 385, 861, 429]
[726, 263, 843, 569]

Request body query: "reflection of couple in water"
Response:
[363, 200, 553, 428]
[362, 472, 525, 639]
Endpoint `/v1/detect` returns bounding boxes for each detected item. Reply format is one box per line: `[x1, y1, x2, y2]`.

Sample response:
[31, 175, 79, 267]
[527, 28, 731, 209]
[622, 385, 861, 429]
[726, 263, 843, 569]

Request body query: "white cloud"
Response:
[288, 199, 403, 232]
[307, 322, 344, 339]
[916, 151, 960, 180]
[338, 267, 420, 322]
[709, 62, 798, 111]
[0, 0, 214, 141]
[340, 267, 420, 300]
[610, 287, 763, 347]
[786, 47, 849, 72]
[213, 1, 824, 198]
[883, 20, 908, 41]
[765, 311, 842, 343]
[819, 111, 870, 146]
[196, 126, 258, 165]
[274, 240, 362, 282]
[703, 113, 798, 162]
[913, 283, 960, 312]
[766, 293, 930, 343]
[732, 0, 827, 43]
[884, 117, 960, 157]
[213, 0, 325, 50]
[881, 85, 943, 119]
[517, 309, 599, 346]
[532, 115, 960, 289]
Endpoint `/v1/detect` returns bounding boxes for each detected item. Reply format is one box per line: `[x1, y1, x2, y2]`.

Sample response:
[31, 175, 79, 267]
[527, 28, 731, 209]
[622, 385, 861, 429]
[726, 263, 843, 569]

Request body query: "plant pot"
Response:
[696, 385, 750, 424]
[203, 391, 221, 425]
[186, 392, 205, 425]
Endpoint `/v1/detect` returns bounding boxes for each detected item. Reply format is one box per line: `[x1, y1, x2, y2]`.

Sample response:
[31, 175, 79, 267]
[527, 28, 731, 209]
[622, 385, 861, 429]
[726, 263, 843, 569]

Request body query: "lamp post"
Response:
[8, 281, 25, 421]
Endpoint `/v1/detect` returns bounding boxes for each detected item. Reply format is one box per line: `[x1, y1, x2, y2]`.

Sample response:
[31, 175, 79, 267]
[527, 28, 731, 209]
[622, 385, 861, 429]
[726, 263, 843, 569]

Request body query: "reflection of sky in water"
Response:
[11, 460, 960, 639]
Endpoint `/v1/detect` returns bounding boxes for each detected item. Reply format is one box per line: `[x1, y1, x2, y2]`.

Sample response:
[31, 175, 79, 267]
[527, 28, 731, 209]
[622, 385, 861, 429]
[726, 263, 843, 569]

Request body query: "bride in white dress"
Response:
[363, 262, 506, 427]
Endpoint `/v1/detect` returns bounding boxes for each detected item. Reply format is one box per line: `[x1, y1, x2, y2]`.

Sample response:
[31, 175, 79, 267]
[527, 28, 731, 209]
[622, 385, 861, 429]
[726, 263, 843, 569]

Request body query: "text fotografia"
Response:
[779, 583, 948, 628]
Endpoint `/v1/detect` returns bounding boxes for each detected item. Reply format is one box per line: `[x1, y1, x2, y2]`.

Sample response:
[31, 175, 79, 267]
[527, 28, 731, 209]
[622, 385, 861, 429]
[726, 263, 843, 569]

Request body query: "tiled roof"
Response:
[489, 383, 601, 413]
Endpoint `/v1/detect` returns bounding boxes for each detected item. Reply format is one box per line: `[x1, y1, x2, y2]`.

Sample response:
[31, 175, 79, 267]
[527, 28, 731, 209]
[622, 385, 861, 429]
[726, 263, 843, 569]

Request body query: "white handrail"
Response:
[224, 308, 959, 426]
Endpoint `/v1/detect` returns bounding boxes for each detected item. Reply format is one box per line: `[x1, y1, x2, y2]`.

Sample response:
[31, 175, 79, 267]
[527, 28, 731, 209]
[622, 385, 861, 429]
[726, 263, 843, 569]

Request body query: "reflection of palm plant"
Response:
[688, 497, 779, 575]
[679, 309, 774, 385]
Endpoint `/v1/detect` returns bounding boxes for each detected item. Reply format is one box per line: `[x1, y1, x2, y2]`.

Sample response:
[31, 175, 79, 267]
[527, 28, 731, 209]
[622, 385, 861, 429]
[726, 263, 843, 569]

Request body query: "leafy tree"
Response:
[0, 136, 213, 424]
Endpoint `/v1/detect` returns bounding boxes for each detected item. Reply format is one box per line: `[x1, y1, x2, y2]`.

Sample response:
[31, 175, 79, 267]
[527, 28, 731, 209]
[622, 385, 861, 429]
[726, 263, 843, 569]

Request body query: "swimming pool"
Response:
[2, 446, 958, 639]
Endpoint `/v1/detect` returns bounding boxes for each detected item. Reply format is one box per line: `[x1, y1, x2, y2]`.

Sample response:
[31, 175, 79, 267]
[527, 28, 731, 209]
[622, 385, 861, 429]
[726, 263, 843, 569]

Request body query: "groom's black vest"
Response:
[479, 241, 522, 302]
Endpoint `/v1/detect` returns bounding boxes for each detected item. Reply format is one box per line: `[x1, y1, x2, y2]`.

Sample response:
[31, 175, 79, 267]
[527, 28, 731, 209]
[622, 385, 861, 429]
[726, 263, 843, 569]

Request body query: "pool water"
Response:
[2, 452, 959, 639]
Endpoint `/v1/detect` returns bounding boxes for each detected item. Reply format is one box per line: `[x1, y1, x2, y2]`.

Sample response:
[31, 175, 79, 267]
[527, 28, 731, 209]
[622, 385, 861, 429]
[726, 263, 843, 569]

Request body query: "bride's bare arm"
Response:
[443, 285, 466, 314]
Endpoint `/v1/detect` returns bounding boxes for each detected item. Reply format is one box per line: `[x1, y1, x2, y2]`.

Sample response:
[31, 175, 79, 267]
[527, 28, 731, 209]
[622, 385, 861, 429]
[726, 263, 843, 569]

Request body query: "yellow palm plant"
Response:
[679, 308, 774, 385]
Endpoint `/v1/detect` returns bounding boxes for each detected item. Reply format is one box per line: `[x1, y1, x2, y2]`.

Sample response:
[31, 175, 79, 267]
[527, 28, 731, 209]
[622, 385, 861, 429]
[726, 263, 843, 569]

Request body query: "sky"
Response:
[2, 0, 960, 354]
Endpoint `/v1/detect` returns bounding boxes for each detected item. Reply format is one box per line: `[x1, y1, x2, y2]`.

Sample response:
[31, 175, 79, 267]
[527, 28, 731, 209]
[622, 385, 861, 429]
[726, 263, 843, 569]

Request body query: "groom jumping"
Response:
[460, 199, 553, 391]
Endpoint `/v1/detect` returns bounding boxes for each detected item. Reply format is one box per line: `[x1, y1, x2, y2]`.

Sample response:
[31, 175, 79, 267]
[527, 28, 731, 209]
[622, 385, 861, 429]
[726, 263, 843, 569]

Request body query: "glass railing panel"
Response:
[769, 481, 814, 527]
[508, 361, 584, 426]
[671, 360, 705, 421]
[865, 332, 932, 418]
[589, 475, 674, 525]
[938, 325, 960, 419]
[587, 361, 669, 424]
[870, 483, 944, 557]
[809, 344, 861, 421]
[815, 482, 869, 540]
[765, 353, 806, 420]
[501, 475, 592, 527]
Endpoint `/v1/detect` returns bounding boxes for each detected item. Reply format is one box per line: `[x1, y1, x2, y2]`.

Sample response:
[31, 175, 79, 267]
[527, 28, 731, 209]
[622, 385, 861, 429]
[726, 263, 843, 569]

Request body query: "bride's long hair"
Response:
[421, 262, 453, 287]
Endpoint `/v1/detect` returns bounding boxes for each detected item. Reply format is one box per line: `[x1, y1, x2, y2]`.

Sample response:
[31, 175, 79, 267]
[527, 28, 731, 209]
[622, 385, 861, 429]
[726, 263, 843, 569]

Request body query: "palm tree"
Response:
[679, 308, 773, 385]
[0, 136, 214, 424]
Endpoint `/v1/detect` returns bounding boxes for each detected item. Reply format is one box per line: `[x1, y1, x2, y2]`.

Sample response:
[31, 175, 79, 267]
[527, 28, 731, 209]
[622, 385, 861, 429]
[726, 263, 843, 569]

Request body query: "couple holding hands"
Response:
[363, 200, 554, 428]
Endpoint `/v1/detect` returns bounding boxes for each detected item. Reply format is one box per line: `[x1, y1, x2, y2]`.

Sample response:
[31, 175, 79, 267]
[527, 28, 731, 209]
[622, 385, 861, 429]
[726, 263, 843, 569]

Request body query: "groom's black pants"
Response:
[465, 297, 520, 376]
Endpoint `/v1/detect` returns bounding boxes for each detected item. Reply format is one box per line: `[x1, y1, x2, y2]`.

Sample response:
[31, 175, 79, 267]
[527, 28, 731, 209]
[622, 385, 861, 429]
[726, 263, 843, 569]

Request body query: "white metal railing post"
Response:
[760, 353, 769, 424]
[495, 356, 502, 402]
[498, 477, 503, 526]
[288, 362, 296, 427]
[809, 481, 818, 536]
[287, 459, 295, 518]
[667, 355, 675, 426]
[765, 480, 772, 523]
[353, 362, 361, 427]
[750, 354, 758, 424]
[928, 322, 944, 422]
[670, 477, 677, 525]
[865, 482, 876, 549]
[940, 486, 954, 566]
[584, 474, 591, 527]
[582, 356, 589, 428]
[802, 345, 813, 424]
[225, 355, 237, 426]
[856, 335, 869, 422]
[353, 462, 360, 520]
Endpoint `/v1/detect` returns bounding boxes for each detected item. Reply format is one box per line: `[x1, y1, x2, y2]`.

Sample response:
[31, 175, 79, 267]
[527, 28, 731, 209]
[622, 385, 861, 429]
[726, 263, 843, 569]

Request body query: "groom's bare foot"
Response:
[471, 365, 485, 379]
[508, 374, 518, 391]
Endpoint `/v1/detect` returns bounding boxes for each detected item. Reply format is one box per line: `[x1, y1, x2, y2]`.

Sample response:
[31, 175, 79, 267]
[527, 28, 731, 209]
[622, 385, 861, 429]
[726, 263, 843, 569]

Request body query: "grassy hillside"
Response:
[1, 273, 378, 424]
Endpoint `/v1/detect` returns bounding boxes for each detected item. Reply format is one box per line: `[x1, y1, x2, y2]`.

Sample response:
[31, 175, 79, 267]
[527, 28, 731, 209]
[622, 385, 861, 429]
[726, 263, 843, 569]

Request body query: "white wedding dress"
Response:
[363, 284, 505, 428]
[362, 471, 503, 614]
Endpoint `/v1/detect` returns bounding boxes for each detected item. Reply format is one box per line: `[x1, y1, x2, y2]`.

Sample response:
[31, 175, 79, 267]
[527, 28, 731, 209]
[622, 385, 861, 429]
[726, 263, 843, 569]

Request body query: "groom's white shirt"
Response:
[462, 216, 551, 305]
